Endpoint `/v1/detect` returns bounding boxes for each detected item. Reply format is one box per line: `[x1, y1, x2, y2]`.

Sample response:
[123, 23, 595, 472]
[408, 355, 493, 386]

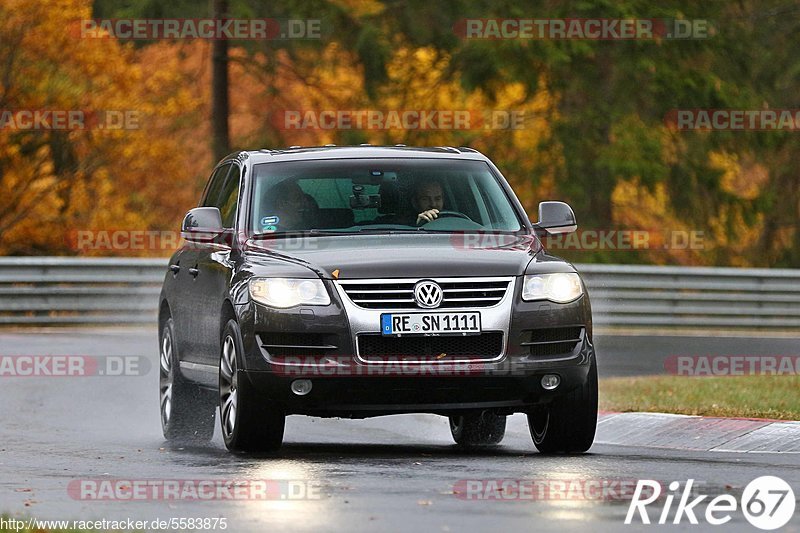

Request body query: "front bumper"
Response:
[235, 275, 595, 417]
[239, 333, 595, 418]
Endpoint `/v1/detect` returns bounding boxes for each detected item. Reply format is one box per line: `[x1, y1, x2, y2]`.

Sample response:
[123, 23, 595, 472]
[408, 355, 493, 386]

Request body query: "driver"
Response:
[412, 180, 444, 225]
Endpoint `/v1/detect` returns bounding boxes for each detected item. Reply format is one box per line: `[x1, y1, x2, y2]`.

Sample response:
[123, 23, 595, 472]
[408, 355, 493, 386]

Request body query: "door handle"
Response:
[169, 264, 180, 274]
[189, 267, 200, 278]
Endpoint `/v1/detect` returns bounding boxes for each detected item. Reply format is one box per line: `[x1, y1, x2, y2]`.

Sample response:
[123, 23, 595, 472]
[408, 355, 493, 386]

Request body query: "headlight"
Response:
[249, 278, 331, 308]
[522, 273, 583, 303]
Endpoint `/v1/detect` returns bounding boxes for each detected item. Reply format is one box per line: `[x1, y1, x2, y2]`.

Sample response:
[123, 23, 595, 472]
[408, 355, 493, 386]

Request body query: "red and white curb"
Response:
[596, 412, 800, 453]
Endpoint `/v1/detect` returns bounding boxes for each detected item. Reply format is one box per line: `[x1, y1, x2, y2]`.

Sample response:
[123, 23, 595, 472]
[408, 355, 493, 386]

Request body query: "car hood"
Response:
[244, 233, 541, 279]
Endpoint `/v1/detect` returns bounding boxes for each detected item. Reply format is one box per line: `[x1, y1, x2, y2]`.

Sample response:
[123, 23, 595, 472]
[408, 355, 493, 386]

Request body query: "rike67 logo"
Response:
[625, 476, 795, 530]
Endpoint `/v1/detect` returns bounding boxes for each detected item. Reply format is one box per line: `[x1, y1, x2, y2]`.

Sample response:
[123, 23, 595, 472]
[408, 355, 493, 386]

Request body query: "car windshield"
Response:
[250, 158, 523, 235]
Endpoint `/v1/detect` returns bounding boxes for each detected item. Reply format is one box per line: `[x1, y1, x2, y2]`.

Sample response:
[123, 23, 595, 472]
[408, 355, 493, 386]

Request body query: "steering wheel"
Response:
[430, 210, 473, 222]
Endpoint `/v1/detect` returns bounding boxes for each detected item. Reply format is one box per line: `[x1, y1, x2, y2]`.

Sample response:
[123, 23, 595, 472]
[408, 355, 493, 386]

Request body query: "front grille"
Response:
[258, 333, 339, 358]
[520, 326, 583, 357]
[339, 278, 511, 309]
[358, 332, 504, 360]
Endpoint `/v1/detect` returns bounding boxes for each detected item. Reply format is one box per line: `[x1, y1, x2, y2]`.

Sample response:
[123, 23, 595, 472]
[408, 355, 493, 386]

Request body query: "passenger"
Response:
[260, 181, 318, 231]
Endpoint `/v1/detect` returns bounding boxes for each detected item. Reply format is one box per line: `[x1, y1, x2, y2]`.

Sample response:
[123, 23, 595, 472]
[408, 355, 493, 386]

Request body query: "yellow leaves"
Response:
[612, 178, 670, 219]
[694, 151, 769, 266]
[611, 178, 706, 265]
[709, 151, 768, 200]
[612, 171, 767, 267]
[37, 146, 55, 176]
[327, 0, 385, 17]
[384, 47, 452, 98]
[706, 205, 764, 266]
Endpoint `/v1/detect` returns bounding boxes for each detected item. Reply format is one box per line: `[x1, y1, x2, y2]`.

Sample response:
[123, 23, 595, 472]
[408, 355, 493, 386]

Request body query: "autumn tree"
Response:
[0, 0, 202, 255]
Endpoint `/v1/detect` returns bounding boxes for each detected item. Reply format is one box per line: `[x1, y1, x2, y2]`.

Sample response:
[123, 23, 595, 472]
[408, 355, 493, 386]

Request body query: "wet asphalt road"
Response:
[1, 328, 799, 532]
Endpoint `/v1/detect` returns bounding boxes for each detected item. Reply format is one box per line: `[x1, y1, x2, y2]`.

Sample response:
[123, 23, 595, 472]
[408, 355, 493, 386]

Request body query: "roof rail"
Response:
[458, 146, 479, 153]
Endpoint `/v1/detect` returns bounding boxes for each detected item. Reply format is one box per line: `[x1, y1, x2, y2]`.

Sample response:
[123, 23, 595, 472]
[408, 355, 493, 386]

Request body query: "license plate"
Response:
[380, 312, 481, 336]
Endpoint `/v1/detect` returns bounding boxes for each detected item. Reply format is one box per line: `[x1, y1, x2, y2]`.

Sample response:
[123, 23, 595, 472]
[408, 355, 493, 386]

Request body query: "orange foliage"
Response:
[0, 0, 559, 256]
[0, 0, 202, 256]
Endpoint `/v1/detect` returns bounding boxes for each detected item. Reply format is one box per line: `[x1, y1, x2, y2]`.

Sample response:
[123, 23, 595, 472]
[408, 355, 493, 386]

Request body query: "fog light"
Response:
[291, 379, 312, 396]
[541, 374, 560, 390]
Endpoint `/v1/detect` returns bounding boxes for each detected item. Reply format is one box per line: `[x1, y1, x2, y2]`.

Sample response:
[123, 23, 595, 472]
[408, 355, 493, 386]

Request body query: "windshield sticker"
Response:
[261, 215, 280, 226]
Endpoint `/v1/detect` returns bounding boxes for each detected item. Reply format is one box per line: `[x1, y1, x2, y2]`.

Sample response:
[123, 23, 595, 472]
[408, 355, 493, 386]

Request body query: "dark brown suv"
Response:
[158, 146, 597, 453]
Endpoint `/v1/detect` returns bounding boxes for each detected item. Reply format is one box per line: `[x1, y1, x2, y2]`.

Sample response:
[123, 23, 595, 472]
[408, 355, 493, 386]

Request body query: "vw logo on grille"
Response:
[414, 280, 443, 309]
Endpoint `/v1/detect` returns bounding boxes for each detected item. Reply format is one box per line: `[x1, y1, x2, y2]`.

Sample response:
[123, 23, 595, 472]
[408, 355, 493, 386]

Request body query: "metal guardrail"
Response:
[0, 257, 798, 330]
[578, 264, 800, 329]
[0, 257, 165, 325]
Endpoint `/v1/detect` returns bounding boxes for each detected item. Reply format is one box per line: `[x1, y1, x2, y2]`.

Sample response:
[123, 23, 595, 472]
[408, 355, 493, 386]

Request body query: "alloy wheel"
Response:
[219, 334, 238, 440]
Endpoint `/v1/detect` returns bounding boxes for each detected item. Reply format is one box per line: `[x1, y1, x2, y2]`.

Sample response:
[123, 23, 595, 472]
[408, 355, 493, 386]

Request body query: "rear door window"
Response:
[201, 164, 231, 208]
[217, 165, 241, 228]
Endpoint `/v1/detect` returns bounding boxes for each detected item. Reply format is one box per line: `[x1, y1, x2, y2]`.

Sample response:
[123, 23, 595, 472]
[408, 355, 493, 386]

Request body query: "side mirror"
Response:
[181, 207, 224, 242]
[533, 201, 577, 234]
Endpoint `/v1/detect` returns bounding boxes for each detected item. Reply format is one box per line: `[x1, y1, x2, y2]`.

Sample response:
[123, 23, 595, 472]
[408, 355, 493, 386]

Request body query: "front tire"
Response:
[528, 356, 598, 454]
[449, 411, 506, 447]
[159, 317, 216, 442]
[219, 319, 285, 452]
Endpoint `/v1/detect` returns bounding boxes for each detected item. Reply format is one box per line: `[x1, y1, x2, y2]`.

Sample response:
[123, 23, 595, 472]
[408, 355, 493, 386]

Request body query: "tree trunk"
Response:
[211, 0, 230, 161]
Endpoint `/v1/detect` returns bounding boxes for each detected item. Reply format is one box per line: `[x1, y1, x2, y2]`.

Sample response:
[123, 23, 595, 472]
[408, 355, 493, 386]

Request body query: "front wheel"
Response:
[159, 317, 216, 442]
[219, 319, 285, 452]
[449, 411, 506, 448]
[528, 357, 598, 454]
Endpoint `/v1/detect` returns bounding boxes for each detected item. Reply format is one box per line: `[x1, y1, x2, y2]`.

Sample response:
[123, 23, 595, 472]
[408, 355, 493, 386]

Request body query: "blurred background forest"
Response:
[1, 0, 799, 266]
